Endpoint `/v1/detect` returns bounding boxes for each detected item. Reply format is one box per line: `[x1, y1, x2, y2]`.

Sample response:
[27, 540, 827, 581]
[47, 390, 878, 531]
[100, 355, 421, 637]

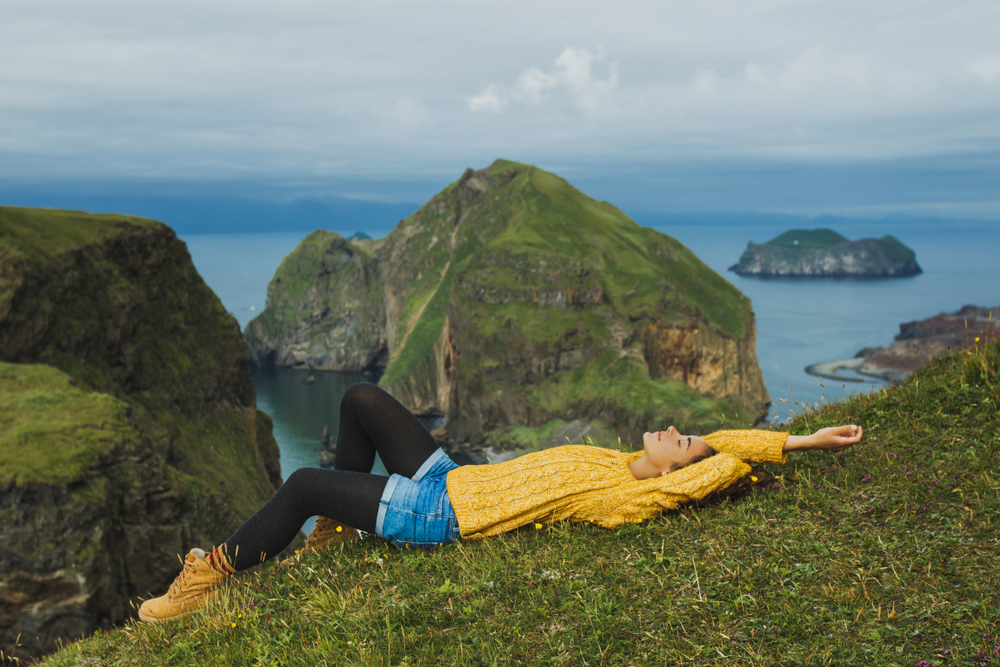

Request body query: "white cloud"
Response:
[468, 83, 506, 113]
[969, 56, 1000, 82]
[513, 67, 556, 104]
[744, 63, 772, 88]
[1, 0, 999, 185]
[692, 69, 720, 94]
[779, 44, 871, 90]
[467, 47, 617, 114]
[390, 98, 429, 128]
[743, 45, 871, 91]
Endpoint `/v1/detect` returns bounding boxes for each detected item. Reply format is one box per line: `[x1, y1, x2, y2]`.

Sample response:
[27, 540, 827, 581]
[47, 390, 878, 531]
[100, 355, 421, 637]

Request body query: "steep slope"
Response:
[729, 228, 922, 277]
[244, 230, 386, 371]
[248, 161, 770, 444]
[0, 206, 281, 663]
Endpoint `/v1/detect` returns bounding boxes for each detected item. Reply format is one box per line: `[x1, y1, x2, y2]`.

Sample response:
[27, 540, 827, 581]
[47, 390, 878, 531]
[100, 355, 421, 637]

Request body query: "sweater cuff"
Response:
[703, 429, 788, 465]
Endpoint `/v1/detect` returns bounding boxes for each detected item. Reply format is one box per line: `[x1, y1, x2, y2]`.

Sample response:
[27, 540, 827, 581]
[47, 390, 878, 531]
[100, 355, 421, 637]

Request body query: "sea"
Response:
[181, 220, 1000, 513]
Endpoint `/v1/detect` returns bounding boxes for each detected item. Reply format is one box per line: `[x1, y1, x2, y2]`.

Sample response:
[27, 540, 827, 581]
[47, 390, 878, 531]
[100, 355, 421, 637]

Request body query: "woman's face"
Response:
[642, 426, 714, 473]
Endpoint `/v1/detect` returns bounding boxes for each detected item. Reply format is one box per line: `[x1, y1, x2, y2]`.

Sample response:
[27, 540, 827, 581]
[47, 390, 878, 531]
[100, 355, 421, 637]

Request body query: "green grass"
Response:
[0, 361, 137, 488]
[764, 229, 850, 249]
[381, 160, 750, 380]
[0, 206, 283, 575]
[528, 348, 757, 435]
[0, 206, 160, 261]
[877, 235, 917, 263]
[44, 340, 1000, 666]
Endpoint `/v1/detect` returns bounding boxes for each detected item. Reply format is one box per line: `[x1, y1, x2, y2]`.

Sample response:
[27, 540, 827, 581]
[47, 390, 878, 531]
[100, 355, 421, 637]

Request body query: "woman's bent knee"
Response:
[341, 382, 381, 410]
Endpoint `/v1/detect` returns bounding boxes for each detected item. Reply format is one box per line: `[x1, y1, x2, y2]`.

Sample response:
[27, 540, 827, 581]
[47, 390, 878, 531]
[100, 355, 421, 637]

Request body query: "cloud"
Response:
[744, 44, 872, 92]
[969, 56, 1000, 82]
[467, 47, 618, 114]
[390, 98, 429, 128]
[692, 69, 720, 94]
[468, 84, 505, 113]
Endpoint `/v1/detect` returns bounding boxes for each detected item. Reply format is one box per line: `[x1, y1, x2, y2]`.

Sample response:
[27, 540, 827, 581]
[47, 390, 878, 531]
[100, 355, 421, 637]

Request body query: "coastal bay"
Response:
[182, 217, 1000, 471]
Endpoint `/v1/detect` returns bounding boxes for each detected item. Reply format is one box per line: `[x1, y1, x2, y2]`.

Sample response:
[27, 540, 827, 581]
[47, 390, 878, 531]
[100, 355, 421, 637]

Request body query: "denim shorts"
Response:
[375, 448, 462, 549]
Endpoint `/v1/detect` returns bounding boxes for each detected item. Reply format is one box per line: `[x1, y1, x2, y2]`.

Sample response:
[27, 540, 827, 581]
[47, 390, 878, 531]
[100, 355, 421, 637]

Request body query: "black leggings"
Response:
[221, 383, 440, 571]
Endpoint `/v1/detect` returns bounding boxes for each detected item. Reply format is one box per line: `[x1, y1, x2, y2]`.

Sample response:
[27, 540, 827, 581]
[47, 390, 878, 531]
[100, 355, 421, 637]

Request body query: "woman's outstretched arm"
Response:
[783, 425, 863, 453]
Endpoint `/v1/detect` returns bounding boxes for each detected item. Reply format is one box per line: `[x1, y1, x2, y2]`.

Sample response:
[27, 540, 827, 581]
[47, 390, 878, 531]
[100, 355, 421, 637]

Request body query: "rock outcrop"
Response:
[247, 161, 770, 445]
[856, 305, 1000, 380]
[729, 229, 922, 277]
[245, 230, 387, 372]
[0, 206, 282, 663]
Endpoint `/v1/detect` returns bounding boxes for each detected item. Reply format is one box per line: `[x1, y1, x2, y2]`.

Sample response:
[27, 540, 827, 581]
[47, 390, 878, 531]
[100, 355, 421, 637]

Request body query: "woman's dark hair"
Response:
[690, 466, 778, 508]
[686, 445, 718, 467]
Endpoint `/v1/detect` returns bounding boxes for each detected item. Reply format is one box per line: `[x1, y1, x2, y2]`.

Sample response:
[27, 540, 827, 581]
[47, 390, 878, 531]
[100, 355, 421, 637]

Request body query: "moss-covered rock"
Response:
[248, 161, 770, 445]
[729, 228, 922, 277]
[245, 229, 387, 371]
[0, 206, 282, 663]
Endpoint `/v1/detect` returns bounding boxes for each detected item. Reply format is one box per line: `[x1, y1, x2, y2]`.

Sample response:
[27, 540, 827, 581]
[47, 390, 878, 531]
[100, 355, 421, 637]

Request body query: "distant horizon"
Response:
[2, 154, 999, 237]
[5, 2, 998, 225]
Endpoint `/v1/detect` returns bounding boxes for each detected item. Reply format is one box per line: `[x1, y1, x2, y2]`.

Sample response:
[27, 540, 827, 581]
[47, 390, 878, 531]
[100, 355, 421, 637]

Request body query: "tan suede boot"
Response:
[302, 516, 359, 555]
[282, 517, 359, 565]
[138, 548, 229, 622]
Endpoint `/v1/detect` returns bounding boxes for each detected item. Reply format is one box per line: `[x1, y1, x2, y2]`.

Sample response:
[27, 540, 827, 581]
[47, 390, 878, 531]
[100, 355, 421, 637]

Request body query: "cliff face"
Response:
[857, 305, 1000, 380]
[245, 230, 386, 371]
[248, 161, 770, 444]
[729, 229, 922, 277]
[0, 206, 281, 663]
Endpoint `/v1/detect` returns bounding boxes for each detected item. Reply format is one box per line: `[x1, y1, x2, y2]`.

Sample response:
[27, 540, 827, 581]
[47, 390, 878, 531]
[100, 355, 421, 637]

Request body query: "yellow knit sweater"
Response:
[446, 429, 788, 539]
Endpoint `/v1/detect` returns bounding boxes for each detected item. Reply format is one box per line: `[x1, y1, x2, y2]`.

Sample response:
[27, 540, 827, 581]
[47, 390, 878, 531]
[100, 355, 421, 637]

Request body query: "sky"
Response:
[2, 0, 1000, 217]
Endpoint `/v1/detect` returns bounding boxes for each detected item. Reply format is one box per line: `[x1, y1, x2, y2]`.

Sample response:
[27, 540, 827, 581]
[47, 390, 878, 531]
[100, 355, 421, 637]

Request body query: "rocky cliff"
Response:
[729, 228, 922, 277]
[244, 230, 386, 372]
[856, 305, 1000, 380]
[0, 206, 282, 663]
[247, 161, 770, 446]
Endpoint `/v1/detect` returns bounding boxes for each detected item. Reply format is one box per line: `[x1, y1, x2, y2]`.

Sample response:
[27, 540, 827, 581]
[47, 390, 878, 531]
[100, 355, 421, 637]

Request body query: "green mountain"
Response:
[247, 161, 770, 445]
[0, 206, 282, 662]
[730, 228, 921, 277]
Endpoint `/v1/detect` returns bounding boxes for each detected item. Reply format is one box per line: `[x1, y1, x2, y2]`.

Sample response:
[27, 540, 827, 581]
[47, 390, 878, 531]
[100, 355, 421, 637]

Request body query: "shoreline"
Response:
[804, 357, 900, 384]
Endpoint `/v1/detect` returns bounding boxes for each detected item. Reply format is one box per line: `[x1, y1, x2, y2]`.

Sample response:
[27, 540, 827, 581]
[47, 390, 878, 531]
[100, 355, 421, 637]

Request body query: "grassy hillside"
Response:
[764, 228, 849, 249]
[876, 235, 918, 263]
[40, 339, 1000, 666]
[383, 160, 752, 391]
[0, 362, 137, 488]
[0, 206, 279, 519]
[1, 206, 285, 662]
[373, 161, 766, 439]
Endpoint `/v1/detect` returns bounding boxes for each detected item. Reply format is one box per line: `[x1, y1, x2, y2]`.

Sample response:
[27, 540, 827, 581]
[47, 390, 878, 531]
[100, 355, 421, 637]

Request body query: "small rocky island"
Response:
[729, 228, 922, 277]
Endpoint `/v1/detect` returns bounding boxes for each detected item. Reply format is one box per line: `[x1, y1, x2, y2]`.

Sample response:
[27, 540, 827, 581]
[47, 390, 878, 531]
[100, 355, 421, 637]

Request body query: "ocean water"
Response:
[664, 221, 1000, 420]
[181, 221, 1000, 494]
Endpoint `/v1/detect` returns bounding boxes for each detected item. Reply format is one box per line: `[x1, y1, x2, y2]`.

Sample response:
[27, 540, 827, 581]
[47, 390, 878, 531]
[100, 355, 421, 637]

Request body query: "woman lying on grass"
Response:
[139, 383, 863, 622]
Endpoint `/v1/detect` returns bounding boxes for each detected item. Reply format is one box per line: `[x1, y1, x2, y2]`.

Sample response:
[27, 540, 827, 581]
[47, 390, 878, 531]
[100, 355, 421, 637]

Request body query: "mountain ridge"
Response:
[246, 160, 770, 444]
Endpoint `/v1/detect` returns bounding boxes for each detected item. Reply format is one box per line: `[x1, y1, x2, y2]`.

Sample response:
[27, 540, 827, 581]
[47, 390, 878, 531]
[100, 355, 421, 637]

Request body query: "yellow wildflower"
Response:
[535, 523, 543, 530]
[751, 476, 758, 482]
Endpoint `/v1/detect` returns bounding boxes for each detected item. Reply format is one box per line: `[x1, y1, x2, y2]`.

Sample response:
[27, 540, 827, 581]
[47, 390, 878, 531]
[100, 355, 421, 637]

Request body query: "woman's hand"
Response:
[783, 425, 863, 453]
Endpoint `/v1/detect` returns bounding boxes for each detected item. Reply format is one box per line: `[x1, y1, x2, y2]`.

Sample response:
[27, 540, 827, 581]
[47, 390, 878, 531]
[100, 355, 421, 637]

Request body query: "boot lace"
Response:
[166, 557, 197, 598]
